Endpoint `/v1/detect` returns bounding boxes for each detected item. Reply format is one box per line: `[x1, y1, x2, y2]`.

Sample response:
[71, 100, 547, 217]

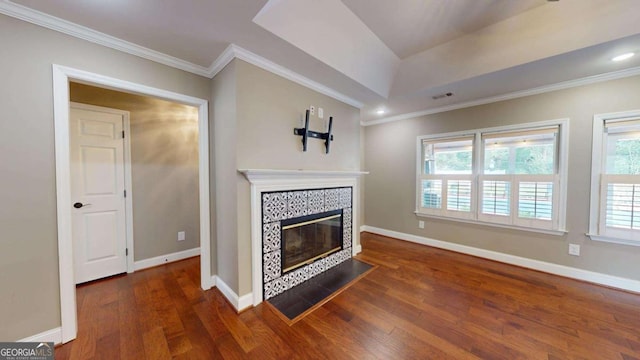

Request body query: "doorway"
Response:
[69, 103, 131, 283]
[53, 65, 211, 343]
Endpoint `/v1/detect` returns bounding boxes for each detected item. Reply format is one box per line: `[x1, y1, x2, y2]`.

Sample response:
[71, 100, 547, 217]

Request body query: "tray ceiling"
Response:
[5, 0, 640, 124]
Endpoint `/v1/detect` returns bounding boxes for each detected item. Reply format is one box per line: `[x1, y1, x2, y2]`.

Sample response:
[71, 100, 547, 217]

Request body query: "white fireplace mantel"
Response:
[239, 168, 367, 307]
[239, 169, 368, 182]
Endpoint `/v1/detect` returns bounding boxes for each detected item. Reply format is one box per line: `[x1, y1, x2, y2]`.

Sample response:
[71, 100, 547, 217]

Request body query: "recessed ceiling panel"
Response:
[253, 0, 400, 97]
[342, 0, 546, 59]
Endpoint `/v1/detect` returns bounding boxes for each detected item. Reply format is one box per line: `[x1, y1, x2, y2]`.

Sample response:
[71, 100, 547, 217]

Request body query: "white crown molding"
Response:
[362, 66, 640, 127]
[227, 45, 364, 108]
[0, 1, 364, 109]
[206, 44, 237, 78]
[361, 225, 640, 293]
[0, 0, 211, 77]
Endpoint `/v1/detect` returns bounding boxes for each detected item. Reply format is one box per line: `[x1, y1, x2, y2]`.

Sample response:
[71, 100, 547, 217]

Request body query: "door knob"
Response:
[73, 202, 91, 209]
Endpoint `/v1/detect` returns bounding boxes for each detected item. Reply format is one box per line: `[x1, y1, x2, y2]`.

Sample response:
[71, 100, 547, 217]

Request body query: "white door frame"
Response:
[69, 102, 135, 275]
[53, 64, 212, 343]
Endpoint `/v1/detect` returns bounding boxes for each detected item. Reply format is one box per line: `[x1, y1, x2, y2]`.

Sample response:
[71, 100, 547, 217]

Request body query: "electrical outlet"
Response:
[310, 105, 315, 115]
[568, 244, 580, 256]
[178, 231, 185, 241]
[318, 107, 324, 119]
[418, 220, 425, 229]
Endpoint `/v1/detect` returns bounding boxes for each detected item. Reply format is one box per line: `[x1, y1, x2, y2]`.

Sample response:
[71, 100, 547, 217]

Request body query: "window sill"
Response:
[586, 234, 640, 247]
[414, 211, 567, 236]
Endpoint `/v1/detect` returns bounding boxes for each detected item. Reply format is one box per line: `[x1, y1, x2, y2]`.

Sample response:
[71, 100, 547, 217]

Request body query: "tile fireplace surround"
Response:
[262, 187, 352, 300]
[240, 169, 367, 306]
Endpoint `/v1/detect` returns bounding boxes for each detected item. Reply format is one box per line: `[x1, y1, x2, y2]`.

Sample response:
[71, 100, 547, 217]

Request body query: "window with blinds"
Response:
[481, 180, 510, 216]
[418, 136, 474, 219]
[590, 114, 640, 245]
[478, 126, 559, 229]
[417, 120, 566, 232]
[518, 181, 553, 220]
[605, 183, 640, 230]
[447, 180, 472, 212]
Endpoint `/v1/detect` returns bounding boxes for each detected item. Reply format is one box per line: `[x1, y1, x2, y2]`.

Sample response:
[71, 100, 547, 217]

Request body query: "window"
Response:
[417, 120, 568, 233]
[479, 127, 559, 229]
[419, 137, 474, 219]
[589, 112, 640, 246]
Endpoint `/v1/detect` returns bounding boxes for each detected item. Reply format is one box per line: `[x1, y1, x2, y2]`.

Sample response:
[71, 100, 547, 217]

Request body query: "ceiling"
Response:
[5, 0, 640, 124]
[342, 0, 545, 59]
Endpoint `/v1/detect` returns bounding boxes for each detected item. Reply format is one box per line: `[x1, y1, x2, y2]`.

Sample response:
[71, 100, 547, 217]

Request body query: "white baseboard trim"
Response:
[353, 244, 362, 254]
[237, 293, 254, 311]
[18, 327, 62, 344]
[211, 275, 254, 312]
[361, 225, 640, 293]
[134, 247, 200, 271]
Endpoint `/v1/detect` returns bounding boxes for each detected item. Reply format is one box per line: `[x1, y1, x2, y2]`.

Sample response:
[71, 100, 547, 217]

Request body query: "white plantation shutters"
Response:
[417, 120, 566, 233]
[591, 115, 640, 244]
[482, 180, 510, 216]
[419, 136, 474, 219]
[518, 181, 553, 220]
[604, 182, 640, 230]
[479, 126, 559, 230]
[447, 179, 472, 212]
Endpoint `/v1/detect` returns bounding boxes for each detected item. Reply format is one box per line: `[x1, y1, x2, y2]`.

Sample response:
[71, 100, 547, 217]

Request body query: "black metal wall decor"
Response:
[293, 109, 334, 154]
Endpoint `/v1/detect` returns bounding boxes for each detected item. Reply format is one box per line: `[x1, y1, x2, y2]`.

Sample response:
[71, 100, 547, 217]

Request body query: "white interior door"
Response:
[70, 105, 127, 284]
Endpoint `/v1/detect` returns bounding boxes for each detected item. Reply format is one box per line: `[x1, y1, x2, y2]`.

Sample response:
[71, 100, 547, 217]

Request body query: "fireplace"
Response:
[240, 168, 366, 306]
[261, 187, 353, 300]
[281, 209, 343, 273]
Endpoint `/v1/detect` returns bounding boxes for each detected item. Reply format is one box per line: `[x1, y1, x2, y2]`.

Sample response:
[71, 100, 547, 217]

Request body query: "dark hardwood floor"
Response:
[55, 232, 640, 359]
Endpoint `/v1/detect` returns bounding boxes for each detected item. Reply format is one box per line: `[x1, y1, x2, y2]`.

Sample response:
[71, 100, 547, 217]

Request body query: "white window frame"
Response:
[588, 110, 640, 246]
[417, 134, 476, 220]
[416, 119, 569, 235]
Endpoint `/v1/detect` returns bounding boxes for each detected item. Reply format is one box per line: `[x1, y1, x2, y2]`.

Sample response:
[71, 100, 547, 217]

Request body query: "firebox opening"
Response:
[281, 209, 343, 274]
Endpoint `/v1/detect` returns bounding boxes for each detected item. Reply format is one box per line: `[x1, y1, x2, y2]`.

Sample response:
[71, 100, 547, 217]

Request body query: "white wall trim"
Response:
[53, 64, 212, 344]
[362, 66, 640, 127]
[212, 276, 254, 312]
[206, 44, 236, 78]
[361, 225, 640, 293]
[133, 247, 201, 271]
[0, 1, 210, 77]
[588, 110, 640, 246]
[0, 1, 363, 109]
[228, 45, 364, 108]
[237, 293, 254, 311]
[18, 327, 63, 345]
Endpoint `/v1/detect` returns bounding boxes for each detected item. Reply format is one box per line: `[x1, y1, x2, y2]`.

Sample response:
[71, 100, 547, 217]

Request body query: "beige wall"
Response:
[69, 83, 200, 261]
[364, 75, 640, 281]
[213, 59, 362, 295]
[0, 15, 210, 341]
[211, 60, 238, 289]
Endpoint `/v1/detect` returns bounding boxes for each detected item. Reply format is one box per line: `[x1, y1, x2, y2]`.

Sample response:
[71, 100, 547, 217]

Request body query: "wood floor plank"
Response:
[304, 310, 379, 360]
[141, 327, 172, 360]
[213, 294, 258, 353]
[253, 305, 335, 360]
[55, 233, 640, 359]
